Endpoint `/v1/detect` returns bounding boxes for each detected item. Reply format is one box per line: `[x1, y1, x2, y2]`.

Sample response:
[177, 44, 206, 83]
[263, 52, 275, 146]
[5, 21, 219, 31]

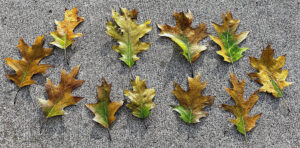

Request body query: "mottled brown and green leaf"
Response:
[50, 7, 84, 50]
[221, 73, 262, 138]
[86, 78, 124, 129]
[106, 8, 152, 67]
[125, 76, 155, 118]
[172, 75, 215, 123]
[5, 35, 52, 88]
[209, 11, 249, 63]
[249, 45, 292, 98]
[38, 65, 85, 118]
[158, 11, 208, 63]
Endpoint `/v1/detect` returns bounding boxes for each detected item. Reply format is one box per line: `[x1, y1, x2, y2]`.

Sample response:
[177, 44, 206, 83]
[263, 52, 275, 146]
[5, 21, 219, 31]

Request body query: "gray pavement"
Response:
[0, 0, 299, 147]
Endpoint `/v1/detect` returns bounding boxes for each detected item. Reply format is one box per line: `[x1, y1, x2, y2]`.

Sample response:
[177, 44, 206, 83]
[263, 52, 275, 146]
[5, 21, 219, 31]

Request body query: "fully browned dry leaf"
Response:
[172, 75, 215, 123]
[158, 11, 208, 63]
[38, 65, 85, 118]
[5, 35, 52, 88]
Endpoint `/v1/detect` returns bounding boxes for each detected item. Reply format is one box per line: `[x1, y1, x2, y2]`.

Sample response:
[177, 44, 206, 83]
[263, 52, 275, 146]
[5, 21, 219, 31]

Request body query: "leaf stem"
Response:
[142, 121, 148, 130]
[187, 125, 191, 140]
[281, 96, 291, 113]
[129, 68, 134, 80]
[40, 118, 47, 134]
[64, 48, 67, 62]
[107, 129, 112, 141]
[244, 133, 249, 147]
[63, 37, 68, 65]
[242, 117, 248, 147]
[14, 88, 21, 105]
[264, 70, 291, 113]
[190, 63, 194, 78]
[230, 60, 236, 76]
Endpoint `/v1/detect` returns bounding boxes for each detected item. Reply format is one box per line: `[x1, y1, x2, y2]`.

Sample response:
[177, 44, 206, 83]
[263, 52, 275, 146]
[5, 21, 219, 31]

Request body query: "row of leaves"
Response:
[5, 7, 292, 142]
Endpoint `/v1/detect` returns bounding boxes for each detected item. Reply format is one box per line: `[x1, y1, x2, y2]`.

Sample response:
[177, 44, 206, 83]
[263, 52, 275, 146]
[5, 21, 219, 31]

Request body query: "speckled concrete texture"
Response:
[0, 0, 299, 147]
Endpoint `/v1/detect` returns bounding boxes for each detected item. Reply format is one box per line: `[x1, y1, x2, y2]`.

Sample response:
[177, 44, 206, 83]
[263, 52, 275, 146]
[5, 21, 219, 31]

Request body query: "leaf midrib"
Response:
[126, 30, 133, 67]
[224, 30, 237, 63]
[19, 65, 30, 86]
[46, 83, 72, 118]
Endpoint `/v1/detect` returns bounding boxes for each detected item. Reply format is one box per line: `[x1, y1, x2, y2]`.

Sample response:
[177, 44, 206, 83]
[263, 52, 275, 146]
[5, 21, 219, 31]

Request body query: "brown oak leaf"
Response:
[38, 65, 85, 118]
[5, 35, 52, 88]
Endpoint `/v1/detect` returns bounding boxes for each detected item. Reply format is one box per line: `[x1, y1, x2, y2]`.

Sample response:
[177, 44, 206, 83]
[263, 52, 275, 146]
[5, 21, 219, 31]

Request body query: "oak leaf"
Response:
[158, 11, 208, 63]
[50, 7, 83, 50]
[209, 11, 249, 63]
[172, 75, 215, 123]
[5, 35, 52, 88]
[86, 78, 124, 129]
[38, 65, 85, 118]
[221, 73, 262, 138]
[249, 45, 292, 98]
[106, 8, 152, 67]
[124, 76, 155, 118]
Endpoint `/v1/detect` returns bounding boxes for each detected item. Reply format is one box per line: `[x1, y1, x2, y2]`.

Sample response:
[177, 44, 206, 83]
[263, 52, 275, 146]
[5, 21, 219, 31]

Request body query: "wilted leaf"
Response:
[221, 73, 262, 138]
[172, 75, 215, 123]
[5, 35, 52, 88]
[249, 45, 292, 98]
[50, 7, 84, 50]
[106, 8, 152, 67]
[86, 78, 123, 129]
[209, 11, 249, 63]
[38, 65, 85, 118]
[158, 11, 208, 63]
[124, 76, 155, 118]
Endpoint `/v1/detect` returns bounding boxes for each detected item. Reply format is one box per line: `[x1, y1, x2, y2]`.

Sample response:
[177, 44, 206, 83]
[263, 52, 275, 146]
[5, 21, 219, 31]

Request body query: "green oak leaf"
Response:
[209, 11, 249, 63]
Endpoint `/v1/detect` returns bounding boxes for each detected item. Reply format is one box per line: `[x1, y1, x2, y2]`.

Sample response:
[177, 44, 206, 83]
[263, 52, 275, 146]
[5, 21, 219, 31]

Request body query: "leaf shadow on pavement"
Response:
[50, 45, 78, 71]
[163, 43, 194, 89]
[124, 102, 151, 140]
[209, 40, 231, 80]
[89, 122, 110, 140]
[39, 116, 66, 135]
[219, 99, 261, 144]
[83, 100, 110, 140]
[171, 93, 213, 141]
[174, 110, 207, 141]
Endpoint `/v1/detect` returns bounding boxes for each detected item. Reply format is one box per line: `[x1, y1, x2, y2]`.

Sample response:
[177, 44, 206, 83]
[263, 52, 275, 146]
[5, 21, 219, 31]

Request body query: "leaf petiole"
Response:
[13, 88, 21, 105]
[266, 71, 290, 112]
[107, 129, 112, 141]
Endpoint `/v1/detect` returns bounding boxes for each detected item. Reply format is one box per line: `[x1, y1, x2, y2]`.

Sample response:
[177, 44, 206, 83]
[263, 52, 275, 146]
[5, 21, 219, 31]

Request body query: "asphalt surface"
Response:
[0, 0, 299, 147]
